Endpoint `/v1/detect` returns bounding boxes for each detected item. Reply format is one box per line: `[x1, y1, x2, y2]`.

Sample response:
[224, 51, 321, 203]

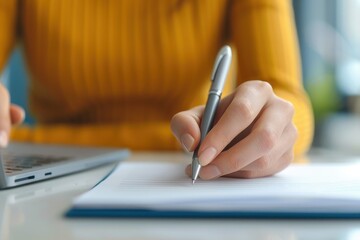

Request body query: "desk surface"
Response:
[1, 149, 360, 240]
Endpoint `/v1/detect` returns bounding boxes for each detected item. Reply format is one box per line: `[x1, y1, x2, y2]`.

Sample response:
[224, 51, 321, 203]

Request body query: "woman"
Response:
[0, 0, 313, 179]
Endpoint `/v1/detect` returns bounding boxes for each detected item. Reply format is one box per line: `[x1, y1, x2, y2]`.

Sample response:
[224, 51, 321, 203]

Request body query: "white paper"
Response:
[73, 162, 360, 213]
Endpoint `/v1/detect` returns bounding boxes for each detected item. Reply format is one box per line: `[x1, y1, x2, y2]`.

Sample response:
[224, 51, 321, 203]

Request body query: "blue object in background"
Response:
[7, 47, 34, 125]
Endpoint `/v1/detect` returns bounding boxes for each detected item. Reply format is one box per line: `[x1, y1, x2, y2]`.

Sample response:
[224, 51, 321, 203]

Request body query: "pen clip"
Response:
[211, 46, 231, 82]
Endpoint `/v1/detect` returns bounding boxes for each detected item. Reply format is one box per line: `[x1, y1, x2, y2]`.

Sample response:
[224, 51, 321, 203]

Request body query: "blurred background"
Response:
[294, 0, 360, 154]
[1, 0, 360, 154]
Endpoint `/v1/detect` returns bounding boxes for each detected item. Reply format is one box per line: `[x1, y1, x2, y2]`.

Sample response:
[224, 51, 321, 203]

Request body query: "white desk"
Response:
[1, 150, 360, 240]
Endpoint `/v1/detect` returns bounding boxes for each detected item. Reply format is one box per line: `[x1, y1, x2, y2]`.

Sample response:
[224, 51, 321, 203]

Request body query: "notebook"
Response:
[66, 161, 360, 219]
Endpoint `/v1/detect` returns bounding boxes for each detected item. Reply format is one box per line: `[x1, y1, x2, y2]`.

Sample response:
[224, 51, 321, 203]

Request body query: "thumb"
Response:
[170, 106, 203, 152]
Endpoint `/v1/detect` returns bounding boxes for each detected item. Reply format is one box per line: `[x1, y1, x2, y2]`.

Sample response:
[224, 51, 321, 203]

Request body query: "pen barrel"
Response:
[200, 93, 221, 141]
[191, 45, 231, 183]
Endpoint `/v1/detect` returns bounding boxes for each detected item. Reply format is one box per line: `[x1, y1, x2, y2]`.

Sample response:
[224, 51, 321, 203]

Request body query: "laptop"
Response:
[0, 142, 130, 189]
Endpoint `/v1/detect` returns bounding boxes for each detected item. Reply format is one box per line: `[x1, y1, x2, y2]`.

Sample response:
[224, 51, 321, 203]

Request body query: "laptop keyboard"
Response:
[3, 154, 71, 174]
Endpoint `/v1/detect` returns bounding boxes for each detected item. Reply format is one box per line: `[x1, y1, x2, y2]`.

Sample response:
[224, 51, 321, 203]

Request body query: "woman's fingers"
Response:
[240, 123, 297, 172]
[199, 96, 295, 179]
[197, 81, 274, 166]
[225, 149, 294, 179]
[0, 84, 11, 147]
[0, 85, 24, 148]
[185, 150, 294, 179]
[10, 104, 25, 125]
[172, 80, 297, 180]
[170, 106, 204, 152]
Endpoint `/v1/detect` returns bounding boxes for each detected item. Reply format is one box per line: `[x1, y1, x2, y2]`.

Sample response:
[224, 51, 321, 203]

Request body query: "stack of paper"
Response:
[66, 162, 360, 218]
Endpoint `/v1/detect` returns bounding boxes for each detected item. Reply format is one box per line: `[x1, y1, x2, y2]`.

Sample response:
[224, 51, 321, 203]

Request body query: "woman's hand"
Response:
[171, 80, 297, 179]
[0, 83, 25, 147]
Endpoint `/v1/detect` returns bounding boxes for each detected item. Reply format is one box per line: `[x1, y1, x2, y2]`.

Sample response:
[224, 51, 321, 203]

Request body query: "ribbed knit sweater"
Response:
[0, 0, 313, 156]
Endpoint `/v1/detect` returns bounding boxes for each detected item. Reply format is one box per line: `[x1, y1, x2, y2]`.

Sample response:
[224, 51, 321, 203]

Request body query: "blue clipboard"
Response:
[66, 208, 360, 219]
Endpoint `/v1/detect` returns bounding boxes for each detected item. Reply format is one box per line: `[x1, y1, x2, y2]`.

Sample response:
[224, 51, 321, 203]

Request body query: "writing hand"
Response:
[171, 80, 297, 179]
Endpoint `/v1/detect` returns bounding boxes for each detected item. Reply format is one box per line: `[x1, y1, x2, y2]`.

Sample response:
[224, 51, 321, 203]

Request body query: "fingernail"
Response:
[0, 131, 8, 148]
[203, 165, 221, 179]
[180, 133, 194, 152]
[199, 147, 217, 166]
[19, 108, 26, 120]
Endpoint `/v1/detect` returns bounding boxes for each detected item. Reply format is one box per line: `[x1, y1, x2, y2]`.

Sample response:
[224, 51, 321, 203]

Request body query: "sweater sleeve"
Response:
[0, 0, 17, 73]
[228, 0, 314, 158]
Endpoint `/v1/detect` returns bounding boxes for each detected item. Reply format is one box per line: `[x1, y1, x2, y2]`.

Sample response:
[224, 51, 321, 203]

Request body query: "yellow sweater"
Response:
[0, 0, 313, 156]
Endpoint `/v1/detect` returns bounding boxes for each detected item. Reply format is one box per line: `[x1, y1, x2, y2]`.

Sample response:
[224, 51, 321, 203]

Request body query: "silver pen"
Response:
[192, 45, 232, 184]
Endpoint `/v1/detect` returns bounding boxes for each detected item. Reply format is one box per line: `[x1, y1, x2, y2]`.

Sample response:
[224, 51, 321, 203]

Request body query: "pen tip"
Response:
[192, 179, 195, 185]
